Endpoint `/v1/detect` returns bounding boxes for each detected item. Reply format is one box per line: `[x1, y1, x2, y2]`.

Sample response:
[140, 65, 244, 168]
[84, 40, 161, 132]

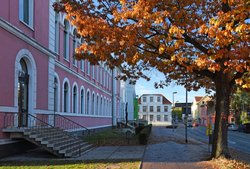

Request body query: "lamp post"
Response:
[185, 88, 188, 143]
[172, 92, 177, 131]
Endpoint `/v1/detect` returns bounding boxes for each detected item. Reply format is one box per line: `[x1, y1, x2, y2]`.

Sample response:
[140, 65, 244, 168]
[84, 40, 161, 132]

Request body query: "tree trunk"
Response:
[211, 73, 231, 159]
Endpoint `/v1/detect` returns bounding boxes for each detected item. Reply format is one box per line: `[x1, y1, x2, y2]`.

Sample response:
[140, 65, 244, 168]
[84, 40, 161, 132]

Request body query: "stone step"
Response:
[53, 140, 86, 151]
[65, 144, 94, 157]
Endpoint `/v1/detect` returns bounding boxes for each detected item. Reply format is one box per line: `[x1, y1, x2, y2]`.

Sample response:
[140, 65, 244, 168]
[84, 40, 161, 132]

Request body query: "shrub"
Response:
[135, 126, 144, 135]
[138, 124, 152, 145]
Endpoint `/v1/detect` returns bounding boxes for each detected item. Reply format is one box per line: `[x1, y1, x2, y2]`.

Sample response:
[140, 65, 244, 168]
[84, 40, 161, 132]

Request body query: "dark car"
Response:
[238, 123, 250, 133]
[244, 123, 250, 133]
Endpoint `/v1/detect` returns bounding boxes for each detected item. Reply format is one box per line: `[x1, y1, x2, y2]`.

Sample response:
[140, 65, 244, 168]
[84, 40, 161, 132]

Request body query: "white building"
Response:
[119, 80, 136, 122]
[191, 96, 203, 120]
[138, 94, 172, 126]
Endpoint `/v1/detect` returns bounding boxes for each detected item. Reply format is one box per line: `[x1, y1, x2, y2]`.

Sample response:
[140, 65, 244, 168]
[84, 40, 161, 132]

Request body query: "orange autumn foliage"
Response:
[55, 0, 249, 89]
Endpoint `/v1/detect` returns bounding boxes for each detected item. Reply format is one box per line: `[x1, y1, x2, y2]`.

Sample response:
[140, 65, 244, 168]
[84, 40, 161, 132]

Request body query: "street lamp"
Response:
[172, 92, 177, 131]
[185, 88, 188, 143]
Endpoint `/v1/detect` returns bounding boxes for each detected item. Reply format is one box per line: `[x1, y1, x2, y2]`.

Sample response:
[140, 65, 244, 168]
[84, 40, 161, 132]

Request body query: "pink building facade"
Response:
[0, 0, 120, 139]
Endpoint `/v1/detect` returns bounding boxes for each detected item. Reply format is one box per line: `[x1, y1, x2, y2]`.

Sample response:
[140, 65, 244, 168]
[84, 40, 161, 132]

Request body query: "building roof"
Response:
[194, 96, 203, 102]
[138, 94, 172, 104]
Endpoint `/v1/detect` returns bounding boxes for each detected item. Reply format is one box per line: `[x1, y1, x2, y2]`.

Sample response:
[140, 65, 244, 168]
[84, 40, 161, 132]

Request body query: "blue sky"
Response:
[135, 71, 207, 103]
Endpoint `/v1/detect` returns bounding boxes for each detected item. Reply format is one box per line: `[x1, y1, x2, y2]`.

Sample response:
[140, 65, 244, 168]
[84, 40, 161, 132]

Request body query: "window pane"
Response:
[150, 106, 153, 112]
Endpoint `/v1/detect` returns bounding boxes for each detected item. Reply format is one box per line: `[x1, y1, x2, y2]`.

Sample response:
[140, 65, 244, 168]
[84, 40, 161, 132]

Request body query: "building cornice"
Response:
[0, 17, 56, 59]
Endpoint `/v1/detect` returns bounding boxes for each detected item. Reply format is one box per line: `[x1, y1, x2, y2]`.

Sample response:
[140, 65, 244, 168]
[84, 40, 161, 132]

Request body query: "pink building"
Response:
[0, 0, 120, 156]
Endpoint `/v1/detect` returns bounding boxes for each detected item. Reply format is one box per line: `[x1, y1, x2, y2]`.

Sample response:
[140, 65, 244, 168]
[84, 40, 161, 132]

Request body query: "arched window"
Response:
[92, 93, 95, 115]
[54, 77, 58, 112]
[63, 20, 70, 60]
[96, 95, 99, 115]
[100, 97, 103, 116]
[86, 91, 90, 114]
[103, 99, 106, 116]
[63, 82, 69, 112]
[73, 85, 77, 113]
[80, 89, 84, 114]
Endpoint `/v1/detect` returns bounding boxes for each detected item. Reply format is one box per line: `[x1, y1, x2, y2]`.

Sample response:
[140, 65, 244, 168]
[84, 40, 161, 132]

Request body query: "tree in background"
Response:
[231, 88, 250, 124]
[55, 0, 250, 158]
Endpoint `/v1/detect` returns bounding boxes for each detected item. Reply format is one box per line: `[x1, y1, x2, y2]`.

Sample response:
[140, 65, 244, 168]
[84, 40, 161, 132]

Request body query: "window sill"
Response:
[19, 20, 34, 31]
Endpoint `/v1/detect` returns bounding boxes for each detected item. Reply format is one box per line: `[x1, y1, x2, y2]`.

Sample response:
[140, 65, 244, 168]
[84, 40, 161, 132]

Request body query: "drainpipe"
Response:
[111, 68, 116, 127]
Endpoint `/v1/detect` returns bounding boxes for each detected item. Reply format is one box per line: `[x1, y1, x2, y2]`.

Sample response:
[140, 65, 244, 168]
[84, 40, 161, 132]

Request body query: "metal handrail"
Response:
[3, 112, 82, 157]
[51, 114, 90, 135]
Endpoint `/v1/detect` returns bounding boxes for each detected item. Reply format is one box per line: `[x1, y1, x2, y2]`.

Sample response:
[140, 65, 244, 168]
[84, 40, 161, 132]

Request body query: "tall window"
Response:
[143, 97, 147, 102]
[157, 96, 161, 102]
[157, 106, 161, 112]
[54, 12, 59, 53]
[92, 93, 95, 115]
[150, 115, 154, 121]
[72, 29, 77, 66]
[150, 97, 153, 102]
[63, 20, 70, 60]
[100, 68, 102, 84]
[96, 95, 99, 115]
[143, 106, 147, 112]
[19, 0, 33, 27]
[80, 89, 84, 114]
[54, 78, 59, 112]
[157, 115, 161, 121]
[63, 82, 69, 112]
[164, 115, 169, 121]
[100, 97, 103, 115]
[164, 106, 168, 112]
[73, 86, 77, 113]
[87, 61, 90, 75]
[80, 60, 84, 71]
[104, 99, 106, 116]
[92, 65, 95, 79]
[150, 106, 154, 112]
[86, 91, 90, 114]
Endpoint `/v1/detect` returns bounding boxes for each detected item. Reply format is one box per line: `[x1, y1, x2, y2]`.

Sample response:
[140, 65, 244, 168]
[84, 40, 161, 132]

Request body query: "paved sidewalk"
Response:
[141, 126, 214, 169]
[0, 145, 145, 162]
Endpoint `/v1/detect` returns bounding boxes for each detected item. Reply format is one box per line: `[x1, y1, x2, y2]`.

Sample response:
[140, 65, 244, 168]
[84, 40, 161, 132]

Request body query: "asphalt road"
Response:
[174, 124, 250, 155]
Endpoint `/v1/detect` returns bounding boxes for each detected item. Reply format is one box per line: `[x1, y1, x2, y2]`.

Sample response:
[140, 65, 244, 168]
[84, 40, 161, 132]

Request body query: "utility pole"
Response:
[172, 92, 177, 131]
[185, 88, 188, 143]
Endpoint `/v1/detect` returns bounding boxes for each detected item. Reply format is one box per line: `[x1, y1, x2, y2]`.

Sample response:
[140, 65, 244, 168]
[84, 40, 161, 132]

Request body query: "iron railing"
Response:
[51, 114, 90, 136]
[3, 112, 83, 157]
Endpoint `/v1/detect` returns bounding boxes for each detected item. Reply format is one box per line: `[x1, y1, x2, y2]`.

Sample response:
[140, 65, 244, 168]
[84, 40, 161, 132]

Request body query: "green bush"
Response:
[135, 126, 144, 135]
[138, 133, 147, 145]
[138, 124, 152, 145]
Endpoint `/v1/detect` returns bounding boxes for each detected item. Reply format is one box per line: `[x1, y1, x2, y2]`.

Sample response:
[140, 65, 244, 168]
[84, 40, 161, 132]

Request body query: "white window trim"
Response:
[19, 0, 34, 28]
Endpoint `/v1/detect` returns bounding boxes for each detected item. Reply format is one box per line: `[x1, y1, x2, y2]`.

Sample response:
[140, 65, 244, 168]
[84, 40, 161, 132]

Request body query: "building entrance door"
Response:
[18, 59, 29, 127]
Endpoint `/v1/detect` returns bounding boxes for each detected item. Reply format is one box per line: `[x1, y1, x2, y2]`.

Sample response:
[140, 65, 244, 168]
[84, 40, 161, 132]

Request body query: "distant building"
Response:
[138, 94, 172, 126]
[191, 96, 203, 120]
[120, 80, 136, 122]
[191, 96, 215, 126]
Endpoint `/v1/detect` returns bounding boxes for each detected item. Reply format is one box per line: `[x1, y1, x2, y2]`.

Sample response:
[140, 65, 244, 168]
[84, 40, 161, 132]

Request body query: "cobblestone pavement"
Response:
[141, 126, 215, 169]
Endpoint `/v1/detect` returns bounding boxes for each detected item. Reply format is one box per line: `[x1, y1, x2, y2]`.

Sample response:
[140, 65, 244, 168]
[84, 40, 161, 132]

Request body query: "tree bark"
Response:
[211, 73, 231, 159]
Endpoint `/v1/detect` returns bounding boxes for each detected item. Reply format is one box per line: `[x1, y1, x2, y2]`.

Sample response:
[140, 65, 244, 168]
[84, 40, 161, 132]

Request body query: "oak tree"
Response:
[55, 0, 250, 158]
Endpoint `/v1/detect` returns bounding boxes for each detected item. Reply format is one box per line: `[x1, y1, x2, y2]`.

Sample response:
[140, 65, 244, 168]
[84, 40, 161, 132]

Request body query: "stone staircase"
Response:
[3, 113, 94, 158]
[22, 127, 93, 158]
[3, 127, 93, 158]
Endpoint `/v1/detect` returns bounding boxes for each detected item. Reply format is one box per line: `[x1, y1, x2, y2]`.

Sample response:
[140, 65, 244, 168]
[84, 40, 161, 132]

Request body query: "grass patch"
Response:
[0, 160, 140, 169]
[83, 128, 139, 146]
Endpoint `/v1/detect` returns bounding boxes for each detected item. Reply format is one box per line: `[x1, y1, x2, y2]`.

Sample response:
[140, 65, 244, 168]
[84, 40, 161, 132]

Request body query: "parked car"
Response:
[192, 122, 199, 127]
[238, 124, 246, 132]
[228, 124, 238, 131]
[244, 123, 250, 133]
[238, 123, 250, 133]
